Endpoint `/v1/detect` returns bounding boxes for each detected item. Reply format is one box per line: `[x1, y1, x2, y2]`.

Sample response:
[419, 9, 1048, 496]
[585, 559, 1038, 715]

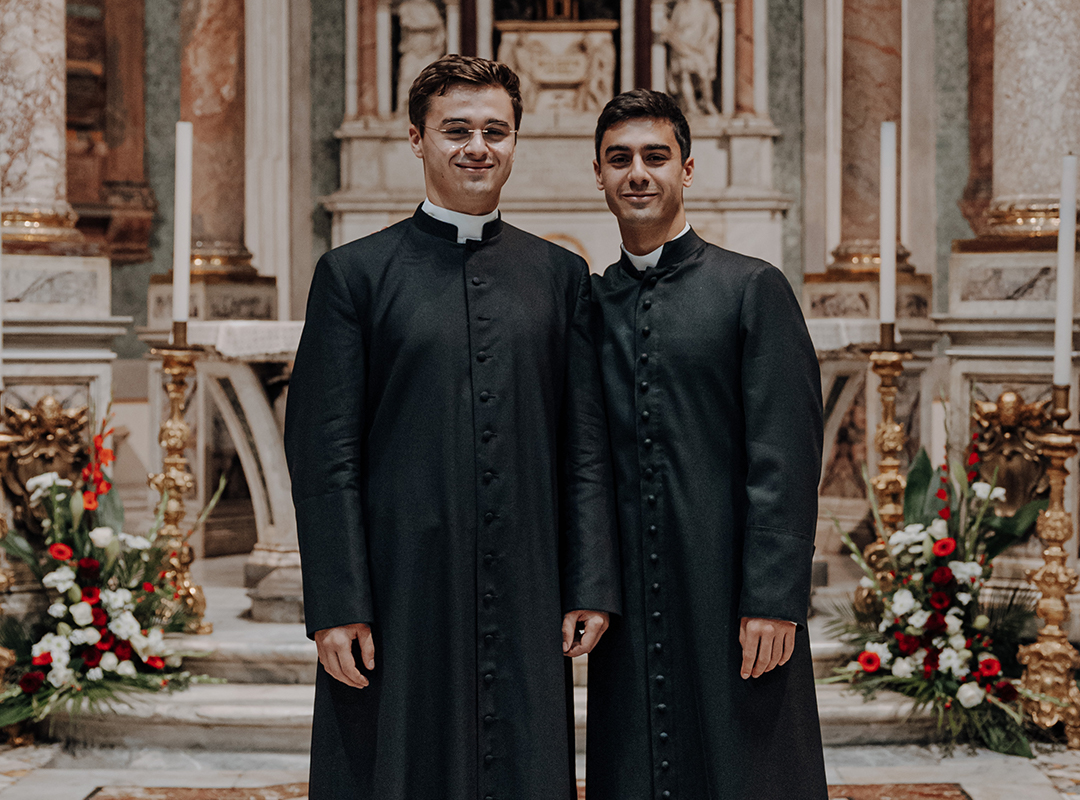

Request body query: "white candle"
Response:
[0, 178, 5, 393]
[879, 121, 898, 325]
[172, 121, 194, 326]
[1054, 153, 1078, 386]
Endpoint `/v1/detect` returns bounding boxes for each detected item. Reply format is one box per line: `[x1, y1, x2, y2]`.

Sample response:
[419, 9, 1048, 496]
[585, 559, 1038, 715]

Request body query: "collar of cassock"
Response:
[416, 200, 503, 243]
[620, 223, 702, 277]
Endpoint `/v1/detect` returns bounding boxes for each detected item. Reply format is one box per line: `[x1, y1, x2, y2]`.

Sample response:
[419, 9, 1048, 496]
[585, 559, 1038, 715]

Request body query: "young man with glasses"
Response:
[285, 55, 619, 800]
[585, 89, 828, 799]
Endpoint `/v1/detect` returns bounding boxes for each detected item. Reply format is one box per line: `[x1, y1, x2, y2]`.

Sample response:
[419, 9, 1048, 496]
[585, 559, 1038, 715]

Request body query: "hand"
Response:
[739, 617, 796, 679]
[315, 622, 375, 689]
[562, 610, 610, 657]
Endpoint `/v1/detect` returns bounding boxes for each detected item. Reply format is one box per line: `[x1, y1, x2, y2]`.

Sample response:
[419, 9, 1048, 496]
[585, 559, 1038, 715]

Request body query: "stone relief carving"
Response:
[497, 29, 616, 113]
[661, 0, 720, 115]
[972, 390, 1051, 519]
[396, 0, 446, 113]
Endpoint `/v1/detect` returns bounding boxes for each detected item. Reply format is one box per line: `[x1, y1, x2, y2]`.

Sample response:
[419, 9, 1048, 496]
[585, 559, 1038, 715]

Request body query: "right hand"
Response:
[314, 623, 374, 689]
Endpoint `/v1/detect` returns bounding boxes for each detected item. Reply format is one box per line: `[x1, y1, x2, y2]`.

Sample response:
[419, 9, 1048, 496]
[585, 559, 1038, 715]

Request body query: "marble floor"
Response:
[0, 743, 1074, 799]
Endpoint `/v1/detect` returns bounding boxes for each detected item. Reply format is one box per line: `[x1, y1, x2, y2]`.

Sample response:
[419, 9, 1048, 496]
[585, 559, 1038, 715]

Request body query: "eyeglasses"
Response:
[425, 126, 517, 147]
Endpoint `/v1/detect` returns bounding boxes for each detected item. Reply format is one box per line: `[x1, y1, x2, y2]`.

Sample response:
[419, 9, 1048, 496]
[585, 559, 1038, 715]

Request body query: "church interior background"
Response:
[0, 0, 1079, 796]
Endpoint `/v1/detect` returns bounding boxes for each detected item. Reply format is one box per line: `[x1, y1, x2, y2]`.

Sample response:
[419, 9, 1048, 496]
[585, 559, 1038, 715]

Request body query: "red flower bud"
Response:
[142, 582, 155, 593]
[967, 470, 977, 482]
[936, 488, 948, 500]
[83, 491, 98, 510]
[967, 451, 979, 466]
[938, 507, 951, 521]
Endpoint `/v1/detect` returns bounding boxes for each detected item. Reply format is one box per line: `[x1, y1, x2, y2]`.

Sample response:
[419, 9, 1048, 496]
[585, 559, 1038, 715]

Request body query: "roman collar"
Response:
[413, 202, 504, 244]
[619, 226, 707, 279]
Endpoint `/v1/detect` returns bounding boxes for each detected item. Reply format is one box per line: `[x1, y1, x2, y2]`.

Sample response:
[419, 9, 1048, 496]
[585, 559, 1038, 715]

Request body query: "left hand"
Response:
[562, 610, 610, 657]
[739, 617, 796, 679]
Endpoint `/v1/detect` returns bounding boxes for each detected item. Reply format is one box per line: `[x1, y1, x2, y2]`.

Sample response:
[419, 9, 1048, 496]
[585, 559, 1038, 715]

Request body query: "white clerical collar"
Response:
[422, 199, 500, 243]
[621, 223, 692, 271]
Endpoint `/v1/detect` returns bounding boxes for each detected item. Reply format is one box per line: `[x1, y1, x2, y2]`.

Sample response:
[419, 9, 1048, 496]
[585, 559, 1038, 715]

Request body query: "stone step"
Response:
[50, 680, 933, 754]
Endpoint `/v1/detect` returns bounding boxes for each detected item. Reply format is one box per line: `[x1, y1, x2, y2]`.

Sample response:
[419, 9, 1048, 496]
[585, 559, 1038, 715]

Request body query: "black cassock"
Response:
[284, 208, 619, 800]
[587, 230, 828, 800]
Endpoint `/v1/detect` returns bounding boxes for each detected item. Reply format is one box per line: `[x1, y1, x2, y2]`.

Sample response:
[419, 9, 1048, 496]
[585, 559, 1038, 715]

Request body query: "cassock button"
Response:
[640, 353, 649, 364]
[472, 277, 482, 286]
[484, 754, 494, 765]
[648, 276, 658, 287]
[648, 525, 658, 536]
[480, 391, 491, 402]
[662, 791, 672, 799]
[485, 634, 495, 646]
[643, 299, 652, 310]
[484, 714, 495, 725]
[642, 327, 651, 338]
[657, 703, 668, 713]
[647, 494, 657, 505]
[484, 512, 494, 523]
[652, 611, 662, 621]
[655, 674, 666, 685]
[651, 582, 660, 593]
[484, 553, 495, 567]
[650, 552, 659, 563]
[659, 732, 669, 742]
[483, 471, 495, 484]
[482, 430, 494, 442]
[484, 673, 495, 685]
[644, 438, 653, 449]
[483, 592, 495, 606]
[639, 381, 650, 393]
[654, 642, 663, 653]
[661, 760, 670, 770]
[641, 410, 650, 422]
[644, 468, 654, 479]
[477, 352, 488, 362]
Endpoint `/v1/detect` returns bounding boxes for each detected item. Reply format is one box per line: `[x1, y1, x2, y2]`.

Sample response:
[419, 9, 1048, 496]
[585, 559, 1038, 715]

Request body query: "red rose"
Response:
[925, 613, 947, 635]
[932, 538, 957, 557]
[857, 651, 881, 673]
[31, 653, 52, 666]
[967, 451, 979, 466]
[923, 647, 941, 670]
[894, 632, 920, 655]
[936, 488, 948, 500]
[930, 591, 952, 610]
[48, 543, 73, 561]
[96, 631, 116, 651]
[18, 671, 45, 694]
[979, 657, 1002, 677]
[83, 491, 98, 510]
[82, 586, 101, 605]
[938, 507, 951, 521]
[92, 607, 108, 627]
[145, 656, 165, 670]
[114, 640, 133, 661]
[78, 557, 100, 572]
[931, 567, 954, 586]
[994, 680, 1019, 703]
[82, 647, 102, 668]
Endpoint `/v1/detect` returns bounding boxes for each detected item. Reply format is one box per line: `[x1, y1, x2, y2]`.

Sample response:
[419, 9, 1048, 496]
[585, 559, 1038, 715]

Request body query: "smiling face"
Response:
[594, 117, 694, 253]
[408, 84, 517, 215]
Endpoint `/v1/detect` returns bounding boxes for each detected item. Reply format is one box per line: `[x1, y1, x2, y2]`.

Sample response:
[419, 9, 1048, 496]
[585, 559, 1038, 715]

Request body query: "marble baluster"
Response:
[987, 0, 1080, 237]
[180, 0, 252, 271]
[0, 0, 83, 247]
[735, 0, 754, 114]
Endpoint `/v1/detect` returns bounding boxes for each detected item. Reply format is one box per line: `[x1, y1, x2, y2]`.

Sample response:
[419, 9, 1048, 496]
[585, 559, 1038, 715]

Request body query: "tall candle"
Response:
[0, 179, 5, 393]
[172, 121, 194, 325]
[1053, 153, 1078, 386]
[879, 121, 898, 325]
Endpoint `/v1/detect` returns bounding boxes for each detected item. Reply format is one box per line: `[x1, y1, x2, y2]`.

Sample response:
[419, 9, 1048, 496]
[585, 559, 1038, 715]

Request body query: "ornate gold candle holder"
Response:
[1018, 383, 1080, 747]
[148, 321, 212, 634]
[855, 322, 912, 615]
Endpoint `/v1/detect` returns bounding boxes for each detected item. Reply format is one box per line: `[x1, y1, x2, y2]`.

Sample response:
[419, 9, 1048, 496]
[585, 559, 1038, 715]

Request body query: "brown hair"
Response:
[594, 89, 692, 163]
[408, 55, 524, 134]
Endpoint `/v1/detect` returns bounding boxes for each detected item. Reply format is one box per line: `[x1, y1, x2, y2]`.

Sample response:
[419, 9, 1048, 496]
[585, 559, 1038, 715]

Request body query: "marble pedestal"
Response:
[803, 269, 933, 320]
[146, 273, 277, 330]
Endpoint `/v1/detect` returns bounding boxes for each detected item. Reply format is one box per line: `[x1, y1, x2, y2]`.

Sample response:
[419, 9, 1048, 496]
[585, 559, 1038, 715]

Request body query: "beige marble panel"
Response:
[0, 0, 70, 215]
[993, 0, 1080, 206]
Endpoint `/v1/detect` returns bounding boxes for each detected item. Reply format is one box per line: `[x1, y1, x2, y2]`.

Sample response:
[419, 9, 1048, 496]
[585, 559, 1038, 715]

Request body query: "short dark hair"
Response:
[594, 90, 691, 162]
[408, 55, 524, 134]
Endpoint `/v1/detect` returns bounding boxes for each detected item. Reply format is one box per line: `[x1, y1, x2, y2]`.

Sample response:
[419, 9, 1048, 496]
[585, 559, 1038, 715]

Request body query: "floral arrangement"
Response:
[825, 445, 1047, 756]
[0, 419, 219, 728]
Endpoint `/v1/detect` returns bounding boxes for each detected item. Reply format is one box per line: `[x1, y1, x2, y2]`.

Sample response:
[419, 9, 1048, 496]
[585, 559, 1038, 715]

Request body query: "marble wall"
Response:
[769, 0, 804, 291]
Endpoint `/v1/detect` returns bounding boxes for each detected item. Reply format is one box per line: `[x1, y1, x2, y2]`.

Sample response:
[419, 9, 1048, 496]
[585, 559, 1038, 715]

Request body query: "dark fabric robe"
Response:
[586, 230, 828, 800]
[284, 207, 620, 800]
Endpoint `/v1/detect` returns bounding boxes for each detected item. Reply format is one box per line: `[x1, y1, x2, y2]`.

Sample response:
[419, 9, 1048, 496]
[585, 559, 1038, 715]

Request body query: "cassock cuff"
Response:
[737, 525, 815, 629]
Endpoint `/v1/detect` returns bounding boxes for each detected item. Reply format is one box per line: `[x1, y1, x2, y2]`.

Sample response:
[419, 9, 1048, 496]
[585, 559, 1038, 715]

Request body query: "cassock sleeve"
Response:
[559, 264, 622, 616]
[284, 251, 374, 639]
[736, 263, 823, 628]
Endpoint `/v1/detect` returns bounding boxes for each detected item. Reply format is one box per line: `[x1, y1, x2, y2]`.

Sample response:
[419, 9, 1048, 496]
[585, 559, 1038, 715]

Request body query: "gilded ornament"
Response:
[972, 392, 1050, 518]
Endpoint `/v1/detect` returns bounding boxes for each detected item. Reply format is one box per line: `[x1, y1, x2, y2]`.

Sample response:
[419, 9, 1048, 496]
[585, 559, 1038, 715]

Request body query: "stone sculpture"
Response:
[663, 0, 720, 115]
[396, 0, 446, 113]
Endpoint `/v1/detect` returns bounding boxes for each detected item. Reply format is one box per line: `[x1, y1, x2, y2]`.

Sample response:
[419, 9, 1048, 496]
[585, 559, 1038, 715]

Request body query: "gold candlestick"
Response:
[855, 322, 912, 615]
[1019, 383, 1080, 747]
[148, 321, 212, 634]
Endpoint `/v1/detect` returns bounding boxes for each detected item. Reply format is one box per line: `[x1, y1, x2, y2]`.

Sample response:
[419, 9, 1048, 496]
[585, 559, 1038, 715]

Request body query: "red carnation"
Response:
[83, 491, 98, 510]
[857, 651, 881, 673]
[96, 631, 116, 651]
[994, 680, 1019, 703]
[91, 607, 108, 627]
[145, 656, 165, 670]
[18, 671, 45, 694]
[967, 451, 979, 466]
[47, 543, 73, 561]
[936, 488, 948, 500]
[930, 591, 952, 610]
[82, 647, 102, 668]
[114, 640, 133, 661]
[932, 538, 957, 557]
[979, 657, 1002, 677]
[81, 586, 101, 605]
[931, 567, 954, 585]
[31, 653, 52, 666]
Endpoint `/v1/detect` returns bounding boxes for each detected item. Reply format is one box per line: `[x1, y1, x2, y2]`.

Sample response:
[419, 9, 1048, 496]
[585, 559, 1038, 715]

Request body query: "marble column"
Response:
[959, 0, 993, 237]
[735, 0, 754, 114]
[358, 0, 378, 116]
[180, 0, 252, 270]
[0, 0, 83, 248]
[987, 0, 1080, 237]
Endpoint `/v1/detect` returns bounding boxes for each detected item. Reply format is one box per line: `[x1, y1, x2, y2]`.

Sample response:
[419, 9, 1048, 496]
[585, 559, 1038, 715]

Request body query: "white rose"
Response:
[88, 527, 115, 548]
[908, 609, 931, 630]
[47, 603, 67, 619]
[990, 486, 1006, 502]
[69, 602, 94, 627]
[99, 652, 119, 672]
[118, 533, 151, 551]
[945, 614, 963, 635]
[939, 647, 970, 678]
[971, 482, 991, 500]
[33, 633, 70, 657]
[42, 566, 76, 593]
[928, 518, 949, 538]
[956, 592, 972, 606]
[911, 649, 927, 667]
[949, 633, 967, 651]
[890, 588, 916, 616]
[85, 667, 104, 681]
[108, 611, 141, 640]
[116, 660, 137, 678]
[101, 588, 133, 613]
[949, 561, 984, 584]
[79, 627, 101, 646]
[891, 657, 915, 678]
[957, 683, 986, 708]
[47, 667, 75, 688]
[51, 649, 71, 669]
[865, 641, 893, 666]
